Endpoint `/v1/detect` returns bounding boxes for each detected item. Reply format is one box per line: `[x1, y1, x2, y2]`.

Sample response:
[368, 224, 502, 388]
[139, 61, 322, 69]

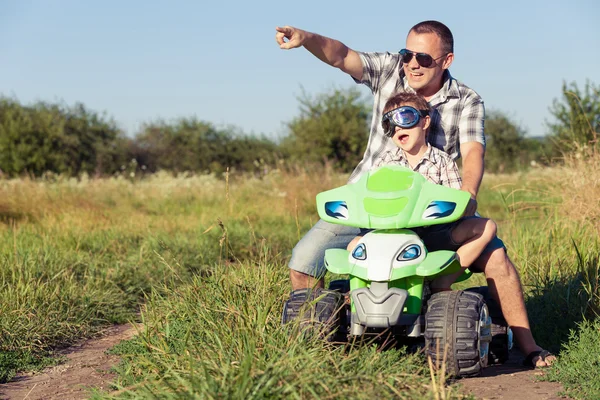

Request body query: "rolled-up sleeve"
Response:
[352, 52, 396, 94]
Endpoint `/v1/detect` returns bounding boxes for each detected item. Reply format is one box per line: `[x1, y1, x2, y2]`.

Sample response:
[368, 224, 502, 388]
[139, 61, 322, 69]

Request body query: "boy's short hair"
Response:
[383, 92, 430, 114]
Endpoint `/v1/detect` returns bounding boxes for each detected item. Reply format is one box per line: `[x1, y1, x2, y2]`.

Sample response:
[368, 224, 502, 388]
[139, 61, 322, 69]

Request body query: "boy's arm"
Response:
[275, 26, 364, 80]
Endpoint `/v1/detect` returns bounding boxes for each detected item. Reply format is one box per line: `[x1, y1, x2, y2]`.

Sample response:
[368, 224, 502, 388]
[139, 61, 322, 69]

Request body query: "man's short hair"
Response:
[410, 20, 454, 55]
[383, 92, 430, 114]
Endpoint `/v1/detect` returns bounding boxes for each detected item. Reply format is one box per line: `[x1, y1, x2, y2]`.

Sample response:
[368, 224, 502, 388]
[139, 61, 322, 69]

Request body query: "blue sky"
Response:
[1, 0, 598, 139]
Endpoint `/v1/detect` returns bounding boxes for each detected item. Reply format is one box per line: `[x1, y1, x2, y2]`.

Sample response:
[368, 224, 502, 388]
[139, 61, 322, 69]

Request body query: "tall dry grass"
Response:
[0, 156, 598, 397]
[558, 146, 600, 235]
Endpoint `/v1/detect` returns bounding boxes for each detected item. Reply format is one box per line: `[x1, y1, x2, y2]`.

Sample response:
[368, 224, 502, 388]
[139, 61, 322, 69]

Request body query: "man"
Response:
[275, 21, 554, 368]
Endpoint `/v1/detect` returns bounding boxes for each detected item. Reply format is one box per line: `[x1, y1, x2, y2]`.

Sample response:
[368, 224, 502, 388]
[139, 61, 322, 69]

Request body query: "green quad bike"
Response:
[282, 165, 512, 378]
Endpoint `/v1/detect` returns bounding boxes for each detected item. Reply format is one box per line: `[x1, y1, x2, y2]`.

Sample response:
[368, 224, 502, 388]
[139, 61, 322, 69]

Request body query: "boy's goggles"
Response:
[381, 106, 429, 137]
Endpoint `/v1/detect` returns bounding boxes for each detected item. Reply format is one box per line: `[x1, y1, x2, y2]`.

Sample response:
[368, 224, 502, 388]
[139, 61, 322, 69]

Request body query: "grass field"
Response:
[0, 155, 598, 399]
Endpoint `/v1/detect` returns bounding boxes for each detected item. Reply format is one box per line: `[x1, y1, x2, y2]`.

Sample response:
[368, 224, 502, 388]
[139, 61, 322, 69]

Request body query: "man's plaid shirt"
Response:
[349, 51, 486, 183]
[374, 144, 462, 189]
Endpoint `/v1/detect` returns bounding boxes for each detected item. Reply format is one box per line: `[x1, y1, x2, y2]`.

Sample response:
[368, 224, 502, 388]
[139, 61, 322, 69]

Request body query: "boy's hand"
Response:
[275, 26, 307, 49]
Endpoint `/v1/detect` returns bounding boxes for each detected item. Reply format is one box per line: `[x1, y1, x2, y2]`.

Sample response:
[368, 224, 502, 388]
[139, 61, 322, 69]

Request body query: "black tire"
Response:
[328, 279, 350, 294]
[327, 280, 351, 338]
[282, 288, 344, 340]
[424, 290, 491, 378]
[465, 286, 511, 364]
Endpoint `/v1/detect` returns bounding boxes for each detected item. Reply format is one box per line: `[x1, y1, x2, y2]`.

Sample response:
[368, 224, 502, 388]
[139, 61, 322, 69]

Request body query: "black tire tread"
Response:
[282, 288, 344, 339]
[424, 290, 486, 378]
[465, 286, 510, 364]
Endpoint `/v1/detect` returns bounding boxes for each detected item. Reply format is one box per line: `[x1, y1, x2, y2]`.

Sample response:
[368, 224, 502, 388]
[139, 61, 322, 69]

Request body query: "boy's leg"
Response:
[346, 236, 363, 251]
[430, 218, 496, 291]
[452, 218, 497, 267]
[288, 219, 362, 291]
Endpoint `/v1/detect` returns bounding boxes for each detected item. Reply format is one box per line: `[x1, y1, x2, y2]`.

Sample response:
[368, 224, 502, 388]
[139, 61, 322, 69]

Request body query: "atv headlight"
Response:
[352, 243, 367, 260]
[397, 244, 421, 261]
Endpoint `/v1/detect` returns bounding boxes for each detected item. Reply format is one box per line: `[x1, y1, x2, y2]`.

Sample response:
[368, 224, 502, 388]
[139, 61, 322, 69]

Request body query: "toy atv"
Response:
[282, 166, 512, 378]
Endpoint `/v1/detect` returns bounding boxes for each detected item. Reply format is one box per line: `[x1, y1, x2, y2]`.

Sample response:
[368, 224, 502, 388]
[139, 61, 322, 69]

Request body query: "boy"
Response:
[347, 92, 497, 292]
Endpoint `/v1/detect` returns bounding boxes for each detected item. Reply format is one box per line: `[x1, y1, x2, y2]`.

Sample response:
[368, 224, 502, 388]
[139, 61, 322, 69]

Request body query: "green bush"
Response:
[129, 118, 281, 175]
[543, 319, 600, 399]
[0, 98, 126, 177]
[281, 87, 370, 172]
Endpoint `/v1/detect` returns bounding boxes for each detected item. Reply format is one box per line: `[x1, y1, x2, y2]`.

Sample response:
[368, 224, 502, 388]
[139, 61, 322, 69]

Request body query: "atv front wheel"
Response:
[424, 290, 492, 378]
[465, 286, 512, 365]
[281, 288, 344, 340]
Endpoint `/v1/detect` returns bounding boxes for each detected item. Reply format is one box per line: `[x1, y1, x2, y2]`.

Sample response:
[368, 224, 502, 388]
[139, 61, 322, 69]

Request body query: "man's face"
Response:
[403, 31, 453, 96]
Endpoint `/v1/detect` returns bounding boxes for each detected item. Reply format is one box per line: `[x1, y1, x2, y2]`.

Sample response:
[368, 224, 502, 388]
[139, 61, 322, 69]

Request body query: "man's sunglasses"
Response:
[399, 49, 446, 68]
[381, 106, 429, 137]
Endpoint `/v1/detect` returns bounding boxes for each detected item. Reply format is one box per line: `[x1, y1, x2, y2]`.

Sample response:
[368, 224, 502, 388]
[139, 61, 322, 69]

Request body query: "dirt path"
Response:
[0, 324, 140, 400]
[1, 328, 570, 400]
[455, 350, 569, 400]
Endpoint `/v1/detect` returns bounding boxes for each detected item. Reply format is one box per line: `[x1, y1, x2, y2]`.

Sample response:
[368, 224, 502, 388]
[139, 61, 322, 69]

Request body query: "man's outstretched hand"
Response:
[275, 26, 307, 49]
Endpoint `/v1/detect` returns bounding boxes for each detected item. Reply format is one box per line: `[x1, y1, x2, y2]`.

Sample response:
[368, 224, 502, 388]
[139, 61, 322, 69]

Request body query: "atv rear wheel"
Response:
[424, 290, 492, 378]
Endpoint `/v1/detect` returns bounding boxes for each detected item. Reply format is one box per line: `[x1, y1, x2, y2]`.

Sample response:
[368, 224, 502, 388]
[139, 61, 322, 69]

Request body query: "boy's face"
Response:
[386, 103, 430, 153]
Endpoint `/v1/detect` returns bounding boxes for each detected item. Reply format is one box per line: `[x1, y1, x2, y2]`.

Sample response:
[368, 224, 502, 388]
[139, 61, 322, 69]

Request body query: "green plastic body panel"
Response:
[324, 248, 466, 281]
[325, 247, 467, 315]
[320, 166, 475, 320]
[346, 270, 470, 314]
[324, 249, 367, 276]
[415, 251, 461, 277]
[349, 276, 422, 314]
[389, 276, 424, 314]
[316, 165, 470, 229]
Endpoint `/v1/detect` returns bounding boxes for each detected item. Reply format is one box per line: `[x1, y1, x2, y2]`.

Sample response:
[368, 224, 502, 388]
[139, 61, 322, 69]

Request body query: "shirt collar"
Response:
[389, 143, 433, 169]
[421, 143, 434, 161]
[440, 70, 461, 99]
[399, 69, 461, 103]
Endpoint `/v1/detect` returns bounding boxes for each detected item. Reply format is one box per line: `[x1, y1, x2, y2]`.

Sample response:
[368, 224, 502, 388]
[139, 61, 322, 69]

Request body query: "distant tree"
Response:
[547, 80, 599, 151]
[281, 87, 370, 172]
[0, 98, 125, 177]
[484, 110, 548, 173]
[222, 131, 281, 174]
[132, 118, 280, 175]
[61, 102, 127, 176]
[133, 118, 226, 172]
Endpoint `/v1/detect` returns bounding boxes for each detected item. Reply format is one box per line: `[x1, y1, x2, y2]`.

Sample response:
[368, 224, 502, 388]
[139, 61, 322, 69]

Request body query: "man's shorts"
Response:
[287, 219, 364, 279]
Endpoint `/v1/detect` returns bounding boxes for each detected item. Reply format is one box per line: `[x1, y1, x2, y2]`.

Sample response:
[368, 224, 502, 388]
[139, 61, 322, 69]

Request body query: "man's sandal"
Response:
[523, 350, 554, 368]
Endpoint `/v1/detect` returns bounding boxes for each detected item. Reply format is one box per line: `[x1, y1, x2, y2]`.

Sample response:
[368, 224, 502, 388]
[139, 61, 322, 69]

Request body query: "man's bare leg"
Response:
[474, 248, 556, 367]
[290, 269, 324, 291]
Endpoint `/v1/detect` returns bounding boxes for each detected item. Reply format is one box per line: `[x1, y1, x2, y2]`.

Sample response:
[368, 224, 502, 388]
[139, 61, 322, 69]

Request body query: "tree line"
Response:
[0, 99, 281, 177]
[0, 80, 597, 178]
